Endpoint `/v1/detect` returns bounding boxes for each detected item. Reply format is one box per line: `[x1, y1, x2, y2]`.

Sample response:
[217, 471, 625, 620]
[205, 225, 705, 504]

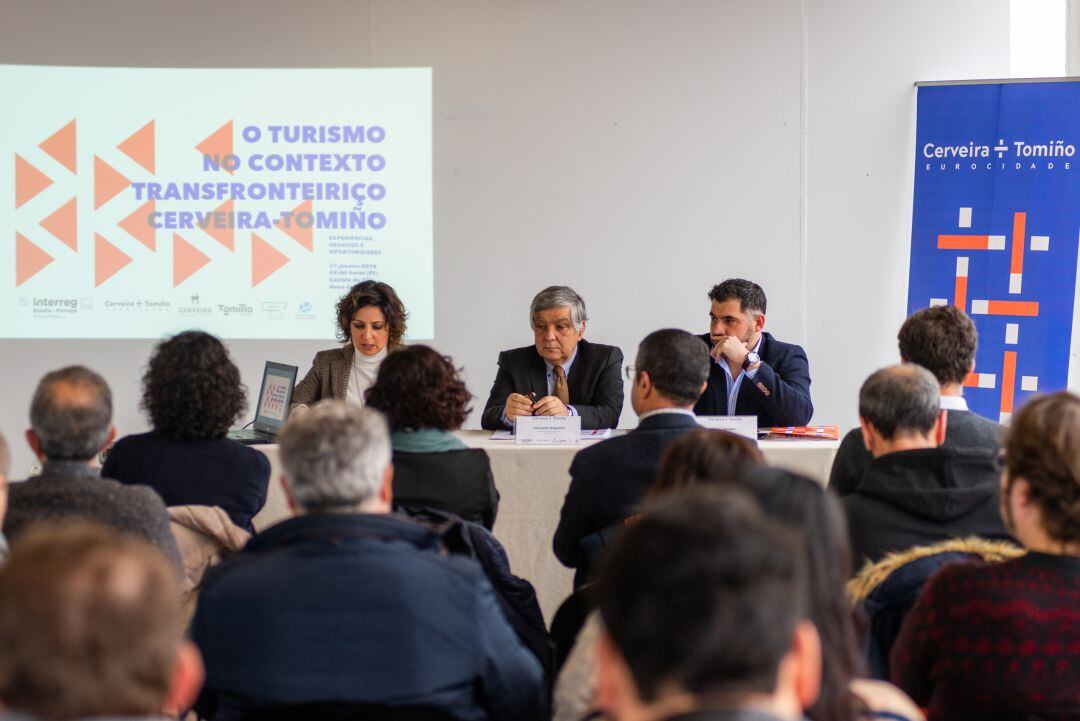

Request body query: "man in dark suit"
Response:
[594, 489, 822, 721]
[693, 278, 813, 427]
[553, 328, 708, 587]
[829, 304, 1002, 495]
[842, 365, 1009, 565]
[3, 366, 181, 570]
[481, 285, 624, 430]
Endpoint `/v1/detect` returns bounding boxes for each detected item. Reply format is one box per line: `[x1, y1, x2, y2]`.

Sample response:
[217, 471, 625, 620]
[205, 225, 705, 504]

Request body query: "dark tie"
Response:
[553, 365, 570, 404]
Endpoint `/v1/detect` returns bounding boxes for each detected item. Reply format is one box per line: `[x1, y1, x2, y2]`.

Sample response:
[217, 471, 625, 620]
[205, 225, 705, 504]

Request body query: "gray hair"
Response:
[859, 364, 940, 440]
[30, 366, 113, 461]
[530, 286, 588, 330]
[278, 402, 391, 512]
[635, 329, 710, 406]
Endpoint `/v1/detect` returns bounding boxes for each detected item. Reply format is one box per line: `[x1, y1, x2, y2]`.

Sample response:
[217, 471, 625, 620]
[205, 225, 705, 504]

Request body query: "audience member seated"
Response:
[891, 391, 1080, 720]
[848, 536, 1022, 681]
[0, 523, 204, 721]
[0, 432, 8, 565]
[3, 366, 181, 568]
[593, 487, 822, 721]
[555, 430, 921, 721]
[191, 402, 546, 721]
[366, 345, 499, 529]
[481, 285, 624, 430]
[553, 329, 709, 587]
[292, 280, 408, 412]
[830, 305, 1001, 495]
[842, 364, 1009, 565]
[103, 331, 270, 532]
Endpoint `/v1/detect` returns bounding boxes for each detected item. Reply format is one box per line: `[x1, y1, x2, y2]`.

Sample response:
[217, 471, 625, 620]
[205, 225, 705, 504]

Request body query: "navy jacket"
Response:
[553, 412, 701, 585]
[692, 332, 813, 427]
[103, 432, 270, 533]
[480, 339, 624, 430]
[191, 513, 545, 721]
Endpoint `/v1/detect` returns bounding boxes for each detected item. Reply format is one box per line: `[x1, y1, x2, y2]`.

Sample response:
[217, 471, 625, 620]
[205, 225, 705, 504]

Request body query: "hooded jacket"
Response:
[842, 447, 1012, 566]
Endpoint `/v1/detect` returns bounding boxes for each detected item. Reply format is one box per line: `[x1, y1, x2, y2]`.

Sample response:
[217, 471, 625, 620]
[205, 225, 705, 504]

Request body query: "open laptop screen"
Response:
[253, 362, 298, 434]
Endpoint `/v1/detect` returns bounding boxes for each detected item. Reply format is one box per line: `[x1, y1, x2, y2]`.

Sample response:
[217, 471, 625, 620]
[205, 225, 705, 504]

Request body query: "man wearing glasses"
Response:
[553, 328, 709, 587]
[481, 286, 624, 430]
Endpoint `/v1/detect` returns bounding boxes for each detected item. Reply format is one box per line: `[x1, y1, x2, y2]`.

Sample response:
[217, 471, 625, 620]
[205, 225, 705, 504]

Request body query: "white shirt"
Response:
[637, 407, 696, 423]
[714, 334, 764, 416]
[346, 346, 387, 407]
[939, 395, 969, 411]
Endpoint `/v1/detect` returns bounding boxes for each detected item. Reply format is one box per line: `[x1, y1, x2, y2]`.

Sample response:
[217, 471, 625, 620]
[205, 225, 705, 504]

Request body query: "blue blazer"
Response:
[692, 331, 813, 427]
[191, 513, 546, 721]
[552, 412, 701, 584]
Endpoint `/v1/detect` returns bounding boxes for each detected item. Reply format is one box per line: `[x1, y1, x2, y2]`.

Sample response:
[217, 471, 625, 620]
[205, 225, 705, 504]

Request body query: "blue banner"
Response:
[909, 81, 1080, 422]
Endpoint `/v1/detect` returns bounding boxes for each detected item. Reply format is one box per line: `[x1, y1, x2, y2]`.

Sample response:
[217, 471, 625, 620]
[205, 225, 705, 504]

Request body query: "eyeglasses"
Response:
[624, 365, 641, 380]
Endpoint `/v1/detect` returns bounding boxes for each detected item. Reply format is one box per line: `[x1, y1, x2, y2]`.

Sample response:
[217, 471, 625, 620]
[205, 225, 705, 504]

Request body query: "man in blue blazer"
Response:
[694, 278, 813, 428]
[553, 328, 709, 587]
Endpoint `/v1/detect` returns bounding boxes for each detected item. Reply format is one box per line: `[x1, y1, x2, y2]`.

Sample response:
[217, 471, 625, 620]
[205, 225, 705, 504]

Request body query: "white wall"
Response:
[0, 0, 1010, 477]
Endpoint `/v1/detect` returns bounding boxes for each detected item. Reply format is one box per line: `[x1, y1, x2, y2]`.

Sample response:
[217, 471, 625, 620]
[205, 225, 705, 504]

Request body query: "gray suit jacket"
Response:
[292, 345, 354, 409]
[829, 408, 1003, 496]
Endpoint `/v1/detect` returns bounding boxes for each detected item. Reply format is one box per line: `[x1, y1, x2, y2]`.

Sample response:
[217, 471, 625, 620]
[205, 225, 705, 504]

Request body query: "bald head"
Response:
[29, 366, 113, 461]
[859, 364, 940, 440]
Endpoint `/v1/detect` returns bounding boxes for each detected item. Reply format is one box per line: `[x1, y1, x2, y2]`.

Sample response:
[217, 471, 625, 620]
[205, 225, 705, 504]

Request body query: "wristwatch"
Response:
[742, 351, 761, 371]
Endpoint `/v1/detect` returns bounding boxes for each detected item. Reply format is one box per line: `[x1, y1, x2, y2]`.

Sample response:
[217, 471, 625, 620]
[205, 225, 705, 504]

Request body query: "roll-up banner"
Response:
[909, 80, 1080, 423]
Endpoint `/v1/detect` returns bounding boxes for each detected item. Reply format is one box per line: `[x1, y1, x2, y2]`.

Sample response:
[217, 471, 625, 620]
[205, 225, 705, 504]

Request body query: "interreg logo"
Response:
[923, 138, 1077, 172]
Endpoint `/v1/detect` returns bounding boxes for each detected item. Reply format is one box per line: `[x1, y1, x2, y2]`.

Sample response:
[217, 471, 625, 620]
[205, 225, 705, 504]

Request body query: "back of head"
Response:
[365, 345, 472, 431]
[278, 401, 391, 513]
[897, 305, 977, 386]
[858, 364, 939, 440]
[0, 523, 183, 720]
[142, 330, 247, 440]
[30, 365, 112, 461]
[650, 428, 765, 497]
[635, 329, 710, 406]
[1004, 391, 1080, 545]
[598, 487, 805, 703]
[708, 278, 767, 317]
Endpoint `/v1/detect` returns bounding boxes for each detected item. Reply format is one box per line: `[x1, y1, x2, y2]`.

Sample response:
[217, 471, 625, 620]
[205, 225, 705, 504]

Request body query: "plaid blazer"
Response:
[292, 345, 354, 409]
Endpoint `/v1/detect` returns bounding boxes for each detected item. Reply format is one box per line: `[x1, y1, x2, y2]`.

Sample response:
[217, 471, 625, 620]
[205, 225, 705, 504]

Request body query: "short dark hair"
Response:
[30, 366, 112, 461]
[0, 523, 183, 719]
[1004, 392, 1080, 545]
[897, 305, 977, 386]
[650, 428, 764, 497]
[599, 488, 804, 702]
[708, 278, 767, 316]
[635, 329, 710, 406]
[365, 345, 472, 431]
[141, 331, 246, 439]
[335, 280, 408, 348]
[858, 365, 939, 440]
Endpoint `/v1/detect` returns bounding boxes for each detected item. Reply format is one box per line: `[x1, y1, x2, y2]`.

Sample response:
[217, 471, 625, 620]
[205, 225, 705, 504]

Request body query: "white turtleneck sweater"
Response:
[346, 345, 388, 407]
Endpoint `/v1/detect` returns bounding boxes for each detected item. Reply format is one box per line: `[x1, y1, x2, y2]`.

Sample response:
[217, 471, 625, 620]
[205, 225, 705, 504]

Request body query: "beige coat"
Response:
[168, 505, 250, 617]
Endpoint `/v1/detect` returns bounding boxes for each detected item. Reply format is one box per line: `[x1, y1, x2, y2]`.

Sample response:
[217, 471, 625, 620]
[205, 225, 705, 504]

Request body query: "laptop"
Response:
[228, 361, 298, 445]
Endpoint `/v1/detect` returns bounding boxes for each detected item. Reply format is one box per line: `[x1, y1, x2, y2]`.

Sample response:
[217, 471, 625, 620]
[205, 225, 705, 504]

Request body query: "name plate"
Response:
[696, 415, 758, 441]
[514, 415, 582, 445]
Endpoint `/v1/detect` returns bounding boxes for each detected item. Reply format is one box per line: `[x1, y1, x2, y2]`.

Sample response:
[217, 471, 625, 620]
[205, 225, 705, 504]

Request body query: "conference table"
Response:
[253, 430, 840, 622]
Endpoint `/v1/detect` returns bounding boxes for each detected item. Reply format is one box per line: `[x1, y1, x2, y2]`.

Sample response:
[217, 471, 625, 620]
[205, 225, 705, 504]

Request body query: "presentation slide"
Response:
[0, 65, 433, 339]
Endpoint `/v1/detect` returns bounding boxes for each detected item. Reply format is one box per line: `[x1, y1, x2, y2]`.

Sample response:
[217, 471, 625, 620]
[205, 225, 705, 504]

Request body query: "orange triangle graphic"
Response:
[94, 156, 131, 209]
[196, 120, 234, 175]
[173, 234, 211, 287]
[40, 197, 78, 251]
[38, 120, 77, 174]
[205, 199, 235, 251]
[273, 199, 314, 251]
[118, 120, 155, 174]
[252, 233, 289, 287]
[15, 232, 55, 286]
[15, 154, 54, 209]
[119, 199, 156, 251]
[94, 233, 132, 287]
